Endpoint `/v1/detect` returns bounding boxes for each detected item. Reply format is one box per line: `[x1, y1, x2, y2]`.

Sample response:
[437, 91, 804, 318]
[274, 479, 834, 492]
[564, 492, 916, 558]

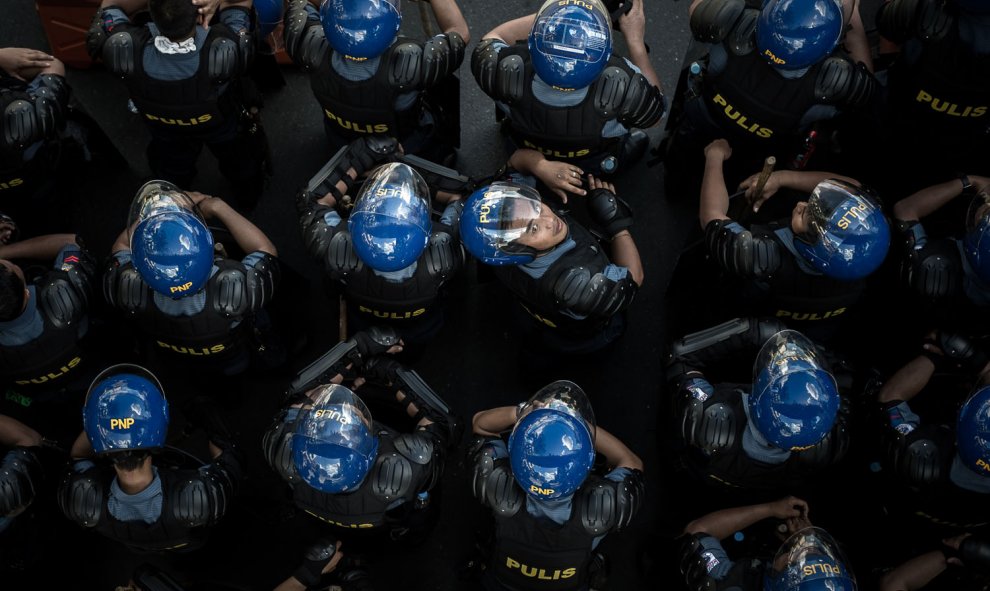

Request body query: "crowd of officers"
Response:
[1, 0, 990, 589]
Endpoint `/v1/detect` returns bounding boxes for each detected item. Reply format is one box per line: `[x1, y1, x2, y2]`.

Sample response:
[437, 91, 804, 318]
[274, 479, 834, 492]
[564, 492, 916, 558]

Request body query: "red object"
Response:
[35, 0, 102, 69]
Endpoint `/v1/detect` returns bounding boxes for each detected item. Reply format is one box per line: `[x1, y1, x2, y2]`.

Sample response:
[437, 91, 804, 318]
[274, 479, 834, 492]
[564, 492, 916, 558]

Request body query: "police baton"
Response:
[750, 156, 777, 208]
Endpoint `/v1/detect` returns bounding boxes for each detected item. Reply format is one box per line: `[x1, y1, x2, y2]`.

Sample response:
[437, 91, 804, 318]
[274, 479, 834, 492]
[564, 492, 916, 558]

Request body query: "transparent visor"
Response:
[766, 527, 857, 591]
[294, 384, 375, 451]
[532, 0, 610, 63]
[752, 330, 831, 393]
[517, 379, 596, 439]
[795, 179, 878, 248]
[126, 180, 205, 239]
[966, 192, 990, 244]
[353, 163, 432, 235]
[476, 182, 546, 250]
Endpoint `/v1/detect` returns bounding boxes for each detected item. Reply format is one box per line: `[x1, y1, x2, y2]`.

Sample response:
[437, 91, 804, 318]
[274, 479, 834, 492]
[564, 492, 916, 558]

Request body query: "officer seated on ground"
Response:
[470, 380, 644, 591]
[59, 364, 241, 553]
[104, 180, 279, 377]
[283, 0, 469, 163]
[297, 137, 465, 347]
[473, 0, 664, 185]
[668, 323, 850, 495]
[88, 0, 268, 210]
[0, 225, 96, 399]
[679, 496, 858, 591]
[263, 327, 458, 547]
[459, 177, 643, 357]
[875, 334, 990, 535]
[893, 174, 990, 333]
[699, 139, 890, 345]
[0, 47, 71, 237]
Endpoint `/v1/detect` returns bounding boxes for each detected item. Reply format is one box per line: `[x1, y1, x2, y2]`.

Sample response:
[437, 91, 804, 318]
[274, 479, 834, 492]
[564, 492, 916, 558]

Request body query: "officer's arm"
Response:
[619, 0, 661, 91]
[877, 355, 935, 406]
[683, 496, 808, 540]
[99, 0, 147, 15]
[594, 426, 643, 472]
[699, 143, 732, 229]
[892, 176, 988, 222]
[0, 234, 78, 261]
[609, 232, 644, 287]
[70, 429, 96, 459]
[879, 550, 950, 591]
[431, 0, 470, 44]
[483, 15, 536, 45]
[772, 170, 860, 193]
[198, 195, 278, 257]
[472, 406, 517, 437]
[0, 415, 43, 448]
[843, 0, 874, 72]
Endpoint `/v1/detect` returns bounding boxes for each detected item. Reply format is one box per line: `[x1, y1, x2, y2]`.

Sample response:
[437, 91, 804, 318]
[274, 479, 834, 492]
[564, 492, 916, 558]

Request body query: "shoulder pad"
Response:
[815, 58, 878, 109]
[0, 448, 41, 517]
[891, 430, 945, 485]
[705, 219, 781, 279]
[212, 264, 249, 316]
[297, 24, 329, 71]
[906, 239, 961, 300]
[171, 472, 228, 527]
[579, 470, 643, 535]
[552, 267, 637, 317]
[244, 254, 279, 311]
[593, 66, 631, 119]
[916, 0, 953, 41]
[877, 0, 923, 44]
[421, 33, 465, 88]
[32, 74, 69, 135]
[677, 533, 720, 591]
[371, 450, 414, 502]
[283, 0, 315, 58]
[105, 263, 148, 312]
[617, 73, 665, 129]
[472, 38, 503, 98]
[472, 447, 523, 516]
[393, 432, 436, 466]
[208, 36, 239, 83]
[39, 275, 88, 329]
[104, 31, 137, 76]
[690, 0, 746, 44]
[423, 231, 463, 281]
[300, 206, 336, 261]
[2, 97, 43, 151]
[494, 53, 526, 103]
[727, 9, 758, 55]
[327, 231, 361, 276]
[58, 470, 105, 527]
[388, 42, 423, 90]
[795, 398, 850, 465]
[86, 11, 108, 60]
[263, 410, 301, 484]
[688, 401, 739, 456]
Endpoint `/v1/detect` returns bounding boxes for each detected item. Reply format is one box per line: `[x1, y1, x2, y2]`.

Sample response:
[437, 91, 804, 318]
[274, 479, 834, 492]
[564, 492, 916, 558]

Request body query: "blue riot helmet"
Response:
[256, 0, 284, 36]
[509, 380, 597, 500]
[460, 182, 566, 266]
[320, 0, 401, 59]
[791, 179, 890, 281]
[127, 180, 214, 299]
[750, 331, 839, 451]
[292, 385, 379, 493]
[83, 364, 169, 455]
[765, 527, 856, 591]
[529, 0, 612, 90]
[756, 0, 843, 70]
[963, 192, 990, 283]
[957, 386, 990, 477]
[348, 163, 432, 272]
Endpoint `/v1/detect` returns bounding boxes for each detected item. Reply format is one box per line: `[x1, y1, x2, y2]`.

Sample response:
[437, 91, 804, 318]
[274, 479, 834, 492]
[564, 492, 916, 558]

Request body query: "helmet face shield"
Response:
[964, 192, 990, 283]
[765, 527, 857, 591]
[529, 0, 612, 89]
[292, 385, 379, 493]
[460, 182, 554, 265]
[750, 331, 839, 450]
[957, 385, 990, 477]
[83, 364, 169, 455]
[349, 163, 432, 272]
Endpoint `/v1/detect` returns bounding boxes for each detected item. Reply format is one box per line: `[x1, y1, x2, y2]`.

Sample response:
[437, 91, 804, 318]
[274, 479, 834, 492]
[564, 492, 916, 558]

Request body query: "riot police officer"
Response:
[263, 327, 458, 546]
[104, 181, 279, 377]
[678, 497, 858, 591]
[297, 137, 465, 346]
[0, 229, 96, 400]
[282, 0, 469, 162]
[876, 0, 990, 195]
[665, 0, 878, 195]
[668, 322, 850, 495]
[698, 139, 890, 345]
[473, 0, 664, 184]
[59, 364, 241, 553]
[0, 47, 71, 236]
[470, 381, 644, 591]
[459, 177, 643, 355]
[88, 0, 267, 209]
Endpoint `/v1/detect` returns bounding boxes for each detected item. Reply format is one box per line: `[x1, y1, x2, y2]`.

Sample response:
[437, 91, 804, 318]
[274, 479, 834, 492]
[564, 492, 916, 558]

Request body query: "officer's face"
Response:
[791, 202, 812, 236]
[0, 259, 28, 312]
[510, 202, 568, 253]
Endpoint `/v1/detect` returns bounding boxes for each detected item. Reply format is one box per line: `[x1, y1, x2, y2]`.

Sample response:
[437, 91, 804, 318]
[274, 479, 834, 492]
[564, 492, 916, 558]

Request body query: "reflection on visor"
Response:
[537, 18, 609, 60]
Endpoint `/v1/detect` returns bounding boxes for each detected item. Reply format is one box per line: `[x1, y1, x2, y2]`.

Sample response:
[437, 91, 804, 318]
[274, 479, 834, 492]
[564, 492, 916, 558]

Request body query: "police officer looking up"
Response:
[473, 0, 664, 188]
[104, 181, 279, 377]
[470, 381, 644, 591]
[678, 497, 858, 591]
[88, 0, 267, 210]
[0, 229, 96, 398]
[459, 178, 643, 356]
[59, 364, 241, 553]
[0, 48, 71, 236]
[283, 0, 469, 162]
[699, 139, 890, 344]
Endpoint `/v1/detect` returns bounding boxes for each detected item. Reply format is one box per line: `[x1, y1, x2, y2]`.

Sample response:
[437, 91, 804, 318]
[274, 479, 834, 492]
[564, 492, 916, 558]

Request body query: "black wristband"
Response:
[959, 174, 974, 196]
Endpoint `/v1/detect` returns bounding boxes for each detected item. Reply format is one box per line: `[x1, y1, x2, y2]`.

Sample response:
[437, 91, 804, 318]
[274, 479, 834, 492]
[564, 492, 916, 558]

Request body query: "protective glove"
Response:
[586, 188, 633, 239]
[292, 537, 341, 588]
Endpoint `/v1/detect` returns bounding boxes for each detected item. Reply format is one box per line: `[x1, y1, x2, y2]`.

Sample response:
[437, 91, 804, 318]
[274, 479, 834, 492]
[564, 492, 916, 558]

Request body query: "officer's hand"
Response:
[618, 0, 646, 46]
[349, 136, 400, 174]
[350, 327, 403, 361]
[738, 171, 782, 212]
[971, 175, 990, 195]
[534, 159, 585, 202]
[0, 213, 18, 246]
[192, 0, 221, 28]
[942, 533, 971, 566]
[293, 538, 344, 587]
[586, 175, 633, 238]
[922, 330, 990, 375]
[703, 139, 731, 162]
[0, 48, 54, 80]
[768, 496, 808, 520]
